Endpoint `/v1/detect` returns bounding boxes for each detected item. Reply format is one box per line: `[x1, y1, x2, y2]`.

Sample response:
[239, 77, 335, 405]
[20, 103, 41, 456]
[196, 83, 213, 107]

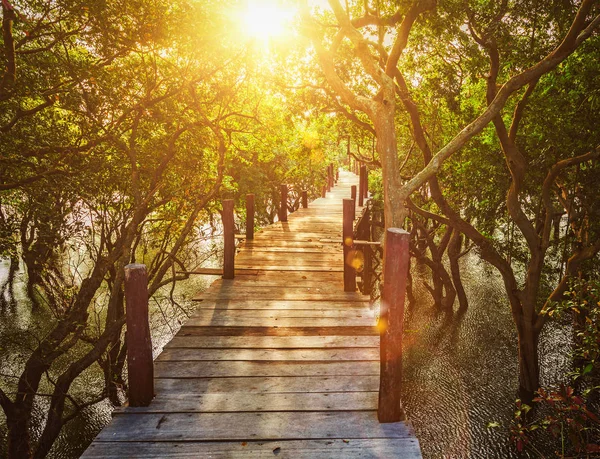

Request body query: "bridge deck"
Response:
[83, 171, 421, 458]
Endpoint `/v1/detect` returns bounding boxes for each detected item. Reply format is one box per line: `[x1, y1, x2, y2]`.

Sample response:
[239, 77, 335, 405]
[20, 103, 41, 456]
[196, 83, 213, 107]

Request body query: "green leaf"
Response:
[486, 421, 501, 429]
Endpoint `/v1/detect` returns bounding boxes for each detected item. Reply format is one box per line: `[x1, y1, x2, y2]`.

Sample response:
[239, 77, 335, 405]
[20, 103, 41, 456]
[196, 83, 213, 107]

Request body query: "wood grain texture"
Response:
[82, 438, 422, 458]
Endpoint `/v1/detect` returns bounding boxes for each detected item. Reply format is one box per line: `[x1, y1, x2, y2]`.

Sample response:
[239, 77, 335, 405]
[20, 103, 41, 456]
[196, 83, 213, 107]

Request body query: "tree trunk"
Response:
[448, 232, 468, 311]
[374, 96, 405, 230]
[7, 409, 32, 459]
[516, 314, 540, 404]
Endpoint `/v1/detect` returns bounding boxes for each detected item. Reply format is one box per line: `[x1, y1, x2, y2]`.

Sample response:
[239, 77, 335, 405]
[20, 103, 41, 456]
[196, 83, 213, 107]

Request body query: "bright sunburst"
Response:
[243, 1, 296, 41]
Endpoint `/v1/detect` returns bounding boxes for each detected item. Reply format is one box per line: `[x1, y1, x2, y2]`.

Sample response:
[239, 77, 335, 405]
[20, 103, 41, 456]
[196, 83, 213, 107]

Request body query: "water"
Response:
[401, 257, 570, 458]
[0, 254, 572, 458]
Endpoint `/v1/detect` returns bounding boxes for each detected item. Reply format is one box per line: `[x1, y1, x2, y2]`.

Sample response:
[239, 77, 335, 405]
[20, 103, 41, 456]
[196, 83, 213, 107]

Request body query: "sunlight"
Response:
[243, 1, 296, 41]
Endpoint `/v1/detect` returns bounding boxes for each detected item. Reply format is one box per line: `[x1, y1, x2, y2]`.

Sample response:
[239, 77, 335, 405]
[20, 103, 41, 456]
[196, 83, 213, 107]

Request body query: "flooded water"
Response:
[0, 253, 571, 458]
[401, 257, 571, 458]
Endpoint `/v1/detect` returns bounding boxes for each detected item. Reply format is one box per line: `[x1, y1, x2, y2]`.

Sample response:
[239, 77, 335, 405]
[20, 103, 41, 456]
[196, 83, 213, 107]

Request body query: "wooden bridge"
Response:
[83, 170, 421, 458]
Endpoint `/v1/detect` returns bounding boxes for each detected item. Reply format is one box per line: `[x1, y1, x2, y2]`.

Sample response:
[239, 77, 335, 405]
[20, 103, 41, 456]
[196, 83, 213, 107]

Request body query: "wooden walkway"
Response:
[83, 171, 421, 458]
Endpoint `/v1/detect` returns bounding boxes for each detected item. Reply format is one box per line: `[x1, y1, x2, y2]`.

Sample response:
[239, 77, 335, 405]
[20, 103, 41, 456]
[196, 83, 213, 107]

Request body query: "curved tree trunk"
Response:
[448, 231, 468, 311]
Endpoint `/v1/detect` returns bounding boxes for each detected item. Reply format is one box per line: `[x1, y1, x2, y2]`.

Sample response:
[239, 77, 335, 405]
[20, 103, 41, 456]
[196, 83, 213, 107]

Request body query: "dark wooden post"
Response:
[246, 194, 254, 240]
[358, 165, 365, 207]
[330, 163, 335, 185]
[336, 168, 339, 181]
[124, 264, 154, 407]
[351, 185, 357, 203]
[378, 228, 410, 422]
[279, 184, 288, 222]
[326, 168, 331, 192]
[322, 184, 327, 197]
[363, 166, 369, 199]
[343, 199, 356, 292]
[363, 245, 372, 295]
[302, 190, 308, 209]
[222, 199, 235, 279]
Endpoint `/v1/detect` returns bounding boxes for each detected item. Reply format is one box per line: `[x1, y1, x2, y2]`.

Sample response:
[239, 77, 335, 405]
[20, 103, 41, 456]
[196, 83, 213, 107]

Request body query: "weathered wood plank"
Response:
[156, 348, 379, 362]
[154, 361, 380, 378]
[93, 411, 413, 442]
[115, 392, 378, 413]
[178, 326, 378, 336]
[194, 292, 367, 302]
[188, 299, 370, 310]
[165, 335, 379, 349]
[189, 309, 374, 319]
[82, 438, 422, 459]
[154, 375, 380, 394]
[182, 316, 374, 327]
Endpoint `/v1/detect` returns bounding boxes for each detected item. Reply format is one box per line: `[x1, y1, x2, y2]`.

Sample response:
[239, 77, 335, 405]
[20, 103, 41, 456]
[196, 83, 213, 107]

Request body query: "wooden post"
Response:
[336, 168, 339, 181]
[358, 165, 365, 207]
[124, 264, 154, 407]
[302, 190, 308, 209]
[222, 199, 235, 279]
[343, 199, 356, 292]
[363, 245, 372, 295]
[279, 184, 288, 222]
[246, 194, 254, 240]
[326, 168, 331, 192]
[322, 184, 327, 198]
[351, 185, 357, 203]
[363, 166, 369, 199]
[378, 228, 410, 422]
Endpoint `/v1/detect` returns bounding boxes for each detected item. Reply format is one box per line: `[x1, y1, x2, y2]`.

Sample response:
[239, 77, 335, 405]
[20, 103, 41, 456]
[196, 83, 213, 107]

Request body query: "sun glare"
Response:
[243, 1, 296, 41]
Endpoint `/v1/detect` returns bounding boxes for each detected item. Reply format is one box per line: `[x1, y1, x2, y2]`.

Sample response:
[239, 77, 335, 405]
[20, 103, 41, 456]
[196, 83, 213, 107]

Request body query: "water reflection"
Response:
[401, 256, 570, 458]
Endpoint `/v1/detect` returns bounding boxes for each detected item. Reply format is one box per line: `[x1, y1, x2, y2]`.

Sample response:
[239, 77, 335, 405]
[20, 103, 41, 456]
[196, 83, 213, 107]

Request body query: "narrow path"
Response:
[83, 171, 421, 458]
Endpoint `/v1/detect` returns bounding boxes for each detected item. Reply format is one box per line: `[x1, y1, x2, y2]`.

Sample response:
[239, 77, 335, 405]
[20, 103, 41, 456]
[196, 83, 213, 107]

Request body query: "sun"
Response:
[243, 1, 296, 41]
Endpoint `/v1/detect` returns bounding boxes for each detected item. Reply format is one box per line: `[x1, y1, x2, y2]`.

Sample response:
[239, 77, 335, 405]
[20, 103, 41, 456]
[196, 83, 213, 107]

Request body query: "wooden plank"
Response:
[194, 292, 367, 302]
[165, 335, 379, 349]
[232, 265, 344, 272]
[156, 348, 379, 362]
[154, 361, 379, 378]
[154, 375, 380, 394]
[189, 309, 374, 319]
[82, 438, 422, 458]
[188, 299, 370, 310]
[199, 289, 368, 302]
[182, 316, 375, 327]
[178, 326, 378, 336]
[185, 268, 259, 276]
[115, 392, 378, 413]
[210, 278, 343, 287]
[93, 411, 413, 442]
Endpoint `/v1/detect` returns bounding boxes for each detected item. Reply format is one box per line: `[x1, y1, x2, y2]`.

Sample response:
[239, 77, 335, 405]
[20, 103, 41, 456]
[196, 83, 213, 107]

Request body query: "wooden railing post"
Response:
[363, 166, 369, 199]
[322, 184, 327, 198]
[358, 165, 366, 207]
[336, 168, 339, 182]
[343, 199, 356, 292]
[378, 228, 410, 422]
[124, 264, 154, 407]
[302, 190, 308, 209]
[326, 168, 331, 192]
[351, 185, 357, 203]
[222, 199, 235, 279]
[246, 194, 254, 240]
[279, 184, 288, 222]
